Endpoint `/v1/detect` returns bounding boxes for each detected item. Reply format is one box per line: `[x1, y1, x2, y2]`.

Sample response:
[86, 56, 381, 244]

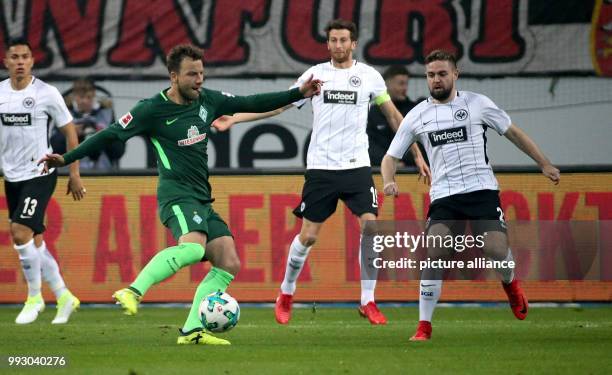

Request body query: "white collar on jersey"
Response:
[328, 59, 357, 69]
[427, 90, 460, 103]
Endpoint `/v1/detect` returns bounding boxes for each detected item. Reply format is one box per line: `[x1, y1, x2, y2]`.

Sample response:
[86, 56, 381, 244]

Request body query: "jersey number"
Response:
[497, 207, 505, 223]
[22, 197, 38, 216]
[370, 187, 379, 208]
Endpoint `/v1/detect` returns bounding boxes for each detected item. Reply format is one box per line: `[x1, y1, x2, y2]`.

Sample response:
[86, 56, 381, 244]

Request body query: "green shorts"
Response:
[161, 201, 232, 242]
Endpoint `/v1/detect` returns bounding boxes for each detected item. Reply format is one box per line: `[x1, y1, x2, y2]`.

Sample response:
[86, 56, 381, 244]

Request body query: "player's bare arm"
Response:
[504, 124, 560, 184]
[379, 100, 431, 184]
[381, 154, 400, 197]
[38, 153, 66, 173]
[58, 123, 86, 200]
[212, 74, 321, 131]
[378, 100, 403, 132]
[212, 105, 292, 132]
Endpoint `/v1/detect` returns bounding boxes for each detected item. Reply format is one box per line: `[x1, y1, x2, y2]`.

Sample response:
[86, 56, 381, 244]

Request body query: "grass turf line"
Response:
[0, 306, 611, 374]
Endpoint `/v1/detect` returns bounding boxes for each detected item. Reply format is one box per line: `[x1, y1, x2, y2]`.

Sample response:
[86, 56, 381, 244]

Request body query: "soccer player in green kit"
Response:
[39, 44, 323, 345]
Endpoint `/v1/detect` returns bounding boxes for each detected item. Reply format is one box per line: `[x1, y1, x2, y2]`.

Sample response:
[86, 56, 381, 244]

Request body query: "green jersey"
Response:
[64, 87, 304, 211]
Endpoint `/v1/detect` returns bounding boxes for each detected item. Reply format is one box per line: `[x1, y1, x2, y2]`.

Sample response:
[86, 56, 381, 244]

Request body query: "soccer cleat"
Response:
[15, 294, 45, 324]
[52, 291, 80, 324]
[177, 328, 230, 345]
[274, 293, 293, 324]
[112, 288, 141, 316]
[358, 301, 387, 325]
[409, 320, 432, 341]
[502, 279, 528, 320]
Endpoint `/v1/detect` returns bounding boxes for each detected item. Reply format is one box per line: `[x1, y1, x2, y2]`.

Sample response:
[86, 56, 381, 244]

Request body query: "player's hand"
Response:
[37, 153, 65, 174]
[211, 115, 235, 132]
[542, 164, 560, 185]
[383, 181, 399, 197]
[67, 175, 86, 201]
[415, 157, 432, 186]
[299, 74, 323, 98]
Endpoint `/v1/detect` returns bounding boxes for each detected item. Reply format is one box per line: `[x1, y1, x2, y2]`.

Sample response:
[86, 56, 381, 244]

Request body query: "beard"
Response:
[430, 86, 452, 101]
[331, 50, 350, 64]
[178, 85, 199, 102]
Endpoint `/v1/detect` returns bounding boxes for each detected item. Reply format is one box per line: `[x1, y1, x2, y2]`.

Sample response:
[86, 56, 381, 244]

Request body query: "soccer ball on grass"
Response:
[199, 291, 240, 333]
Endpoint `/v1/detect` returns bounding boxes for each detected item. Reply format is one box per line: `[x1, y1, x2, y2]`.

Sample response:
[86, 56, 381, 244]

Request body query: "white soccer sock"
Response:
[14, 239, 42, 297]
[419, 279, 442, 322]
[38, 241, 68, 299]
[359, 235, 376, 305]
[360, 280, 376, 306]
[280, 235, 312, 295]
[498, 248, 515, 284]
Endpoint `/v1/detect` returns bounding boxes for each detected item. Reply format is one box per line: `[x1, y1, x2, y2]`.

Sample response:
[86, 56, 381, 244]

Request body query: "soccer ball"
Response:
[199, 291, 240, 333]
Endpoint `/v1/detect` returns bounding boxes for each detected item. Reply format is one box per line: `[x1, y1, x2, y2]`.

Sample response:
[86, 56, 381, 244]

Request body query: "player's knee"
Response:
[10, 224, 34, 245]
[481, 233, 508, 260]
[219, 252, 241, 276]
[299, 233, 318, 247]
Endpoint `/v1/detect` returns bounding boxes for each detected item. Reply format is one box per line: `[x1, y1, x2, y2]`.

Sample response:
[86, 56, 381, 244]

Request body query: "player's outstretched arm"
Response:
[381, 154, 400, 197]
[38, 128, 123, 174]
[378, 100, 404, 132]
[298, 74, 323, 98]
[212, 105, 292, 132]
[408, 144, 431, 186]
[218, 74, 322, 120]
[59, 122, 86, 201]
[504, 124, 560, 184]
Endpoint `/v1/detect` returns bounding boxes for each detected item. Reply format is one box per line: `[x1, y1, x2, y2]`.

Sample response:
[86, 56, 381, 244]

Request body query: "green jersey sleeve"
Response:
[63, 100, 152, 165]
[210, 87, 304, 116]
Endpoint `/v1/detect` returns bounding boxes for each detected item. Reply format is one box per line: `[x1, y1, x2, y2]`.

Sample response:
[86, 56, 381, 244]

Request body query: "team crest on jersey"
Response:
[454, 109, 468, 121]
[178, 125, 207, 146]
[349, 76, 361, 87]
[22, 97, 35, 108]
[199, 106, 208, 122]
[119, 112, 133, 128]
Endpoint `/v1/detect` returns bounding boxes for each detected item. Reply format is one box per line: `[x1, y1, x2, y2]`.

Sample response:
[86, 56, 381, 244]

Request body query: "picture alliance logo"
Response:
[323, 90, 357, 104]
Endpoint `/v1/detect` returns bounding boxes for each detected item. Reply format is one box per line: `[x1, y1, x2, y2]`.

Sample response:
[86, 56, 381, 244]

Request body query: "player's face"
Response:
[173, 58, 204, 102]
[426, 60, 458, 102]
[327, 29, 355, 64]
[386, 74, 409, 100]
[4, 44, 34, 80]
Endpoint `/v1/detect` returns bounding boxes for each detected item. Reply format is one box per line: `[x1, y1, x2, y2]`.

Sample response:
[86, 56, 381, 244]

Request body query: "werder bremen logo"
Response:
[178, 125, 207, 146]
[199, 106, 208, 122]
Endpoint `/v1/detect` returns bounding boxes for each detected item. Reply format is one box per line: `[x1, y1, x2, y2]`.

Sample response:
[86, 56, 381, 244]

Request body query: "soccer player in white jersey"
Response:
[381, 50, 560, 340]
[212, 19, 430, 325]
[1, 39, 85, 324]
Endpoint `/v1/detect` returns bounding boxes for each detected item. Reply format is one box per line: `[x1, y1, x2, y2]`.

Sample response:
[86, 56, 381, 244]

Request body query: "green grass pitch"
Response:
[1, 305, 611, 374]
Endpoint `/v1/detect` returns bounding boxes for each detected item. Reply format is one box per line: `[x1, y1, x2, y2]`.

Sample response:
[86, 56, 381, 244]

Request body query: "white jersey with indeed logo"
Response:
[0, 77, 72, 182]
[387, 91, 512, 202]
[291, 60, 387, 170]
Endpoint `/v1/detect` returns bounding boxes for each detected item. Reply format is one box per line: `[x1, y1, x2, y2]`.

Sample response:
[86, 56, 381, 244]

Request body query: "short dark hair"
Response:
[166, 44, 204, 73]
[6, 38, 32, 52]
[383, 65, 410, 81]
[424, 49, 457, 68]
[325, 19, 358, 41]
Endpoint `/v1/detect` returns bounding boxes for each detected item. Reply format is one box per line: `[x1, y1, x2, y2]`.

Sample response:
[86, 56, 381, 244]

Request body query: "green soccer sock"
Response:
[182, 267, 235, 332]
[130, 242, 205, 296]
